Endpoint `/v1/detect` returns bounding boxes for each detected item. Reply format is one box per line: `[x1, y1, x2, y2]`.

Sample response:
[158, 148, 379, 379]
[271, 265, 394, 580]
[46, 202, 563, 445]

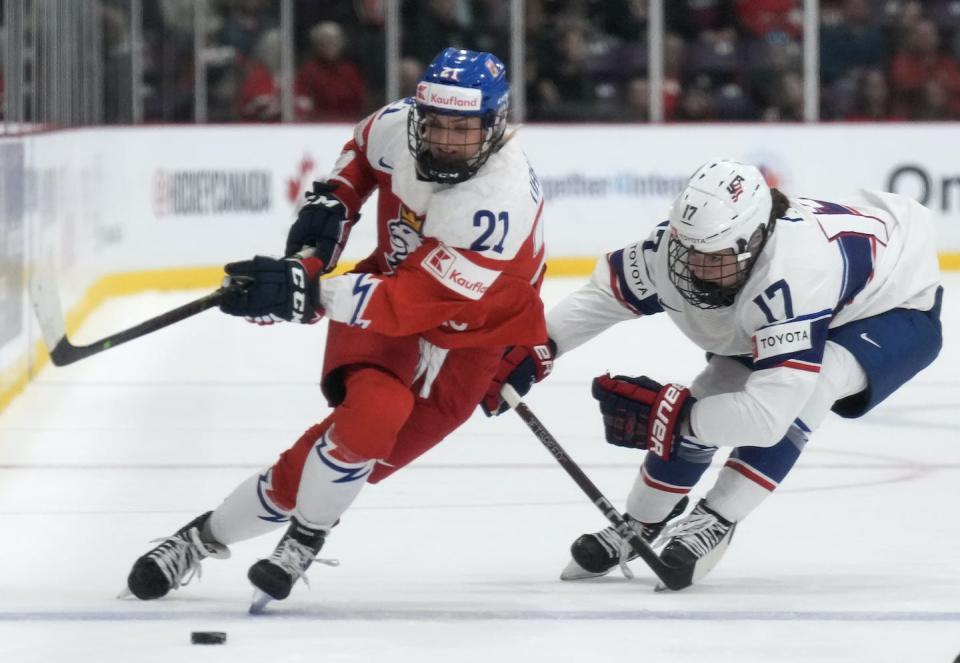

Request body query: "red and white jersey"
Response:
[547, 190, 941, 447]
[316, 98, 548, 349]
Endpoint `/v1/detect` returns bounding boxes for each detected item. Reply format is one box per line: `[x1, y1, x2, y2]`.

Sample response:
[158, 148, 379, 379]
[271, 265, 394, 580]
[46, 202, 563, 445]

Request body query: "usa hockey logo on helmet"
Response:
[408, 48, 510, 184]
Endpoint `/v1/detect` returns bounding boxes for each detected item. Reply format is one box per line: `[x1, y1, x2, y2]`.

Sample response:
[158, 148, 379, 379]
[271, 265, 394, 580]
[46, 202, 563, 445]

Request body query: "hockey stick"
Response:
[500, 385, 694, 591]
[30, 248, 320, 367]
[29, 268, 238, 366]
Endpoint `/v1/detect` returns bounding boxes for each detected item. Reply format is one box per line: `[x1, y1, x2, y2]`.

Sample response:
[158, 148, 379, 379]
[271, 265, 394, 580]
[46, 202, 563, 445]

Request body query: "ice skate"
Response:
[561, 496, 689, 580]
[656, 499, 736, 589]
[124, 511, 230, 600]
[247, 517, 338, 613]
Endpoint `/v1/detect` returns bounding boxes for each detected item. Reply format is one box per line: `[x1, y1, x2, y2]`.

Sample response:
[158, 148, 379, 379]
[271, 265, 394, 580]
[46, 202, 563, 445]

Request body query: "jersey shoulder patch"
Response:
[748, 308, 832, 373]
[420, 243, 501, 300]
[606, 236, 662, 316]
[752, 318, 814, 361]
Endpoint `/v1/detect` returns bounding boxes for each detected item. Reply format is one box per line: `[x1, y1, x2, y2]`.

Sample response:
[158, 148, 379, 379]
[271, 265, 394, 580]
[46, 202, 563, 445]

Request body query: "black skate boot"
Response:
[659, 499, 736, 586]
[125, 511, 230, 600]
[247, 517, 336, 612]
[561, 496, 690, 581]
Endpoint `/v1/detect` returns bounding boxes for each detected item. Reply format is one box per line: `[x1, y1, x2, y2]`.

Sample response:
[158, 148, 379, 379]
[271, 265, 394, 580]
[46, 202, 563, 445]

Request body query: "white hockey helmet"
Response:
[666, 158, 775, 308]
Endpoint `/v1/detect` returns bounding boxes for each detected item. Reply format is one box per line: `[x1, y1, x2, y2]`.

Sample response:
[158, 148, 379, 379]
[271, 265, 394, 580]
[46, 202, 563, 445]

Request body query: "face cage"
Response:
[407, 105, 506, 184]
[666, 225, 770, 309]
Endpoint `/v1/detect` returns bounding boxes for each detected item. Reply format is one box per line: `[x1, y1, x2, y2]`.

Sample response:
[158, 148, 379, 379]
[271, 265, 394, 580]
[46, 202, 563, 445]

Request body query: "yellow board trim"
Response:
[939, 253, 960, 271]
[0, 355, 32, 417]
[2, 253, 960, 415]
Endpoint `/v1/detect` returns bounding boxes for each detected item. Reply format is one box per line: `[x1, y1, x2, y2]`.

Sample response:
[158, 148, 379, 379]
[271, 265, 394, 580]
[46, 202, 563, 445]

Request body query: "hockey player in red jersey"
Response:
[124, 48, 547, 608]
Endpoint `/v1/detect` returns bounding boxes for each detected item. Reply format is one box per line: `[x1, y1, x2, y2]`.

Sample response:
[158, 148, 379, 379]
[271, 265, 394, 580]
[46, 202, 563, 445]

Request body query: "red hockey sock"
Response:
[266, 367, 414, 509]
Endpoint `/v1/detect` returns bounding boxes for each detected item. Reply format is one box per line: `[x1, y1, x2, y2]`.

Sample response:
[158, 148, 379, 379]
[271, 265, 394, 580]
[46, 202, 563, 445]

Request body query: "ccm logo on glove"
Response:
[220, 255, 325, 325]
[289, 263, 310, 323]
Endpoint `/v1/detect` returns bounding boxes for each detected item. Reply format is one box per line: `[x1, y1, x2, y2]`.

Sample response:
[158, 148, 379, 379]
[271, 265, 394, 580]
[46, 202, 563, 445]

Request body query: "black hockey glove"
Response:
[481, 340, 557, 416]
[220, 255, 325, 325]
[591, 374, 695, 461]
[285, 181, 356, 272]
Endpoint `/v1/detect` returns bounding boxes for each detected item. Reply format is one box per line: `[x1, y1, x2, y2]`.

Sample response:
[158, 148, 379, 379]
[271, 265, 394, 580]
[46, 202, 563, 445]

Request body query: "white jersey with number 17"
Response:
[547, 189, 940, 447]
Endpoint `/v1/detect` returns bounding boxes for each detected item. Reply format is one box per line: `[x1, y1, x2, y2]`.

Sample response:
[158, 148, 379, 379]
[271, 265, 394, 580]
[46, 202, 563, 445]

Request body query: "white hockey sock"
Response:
[704, 466, 771, 522]
[625, 465, 689, 524]
[207, 469, 291, 545]
[292, 425, 374, 531]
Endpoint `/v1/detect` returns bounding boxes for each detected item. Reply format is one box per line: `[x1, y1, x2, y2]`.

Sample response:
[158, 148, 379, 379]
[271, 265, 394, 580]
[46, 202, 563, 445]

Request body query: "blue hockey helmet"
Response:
[407, 48, 510, 184]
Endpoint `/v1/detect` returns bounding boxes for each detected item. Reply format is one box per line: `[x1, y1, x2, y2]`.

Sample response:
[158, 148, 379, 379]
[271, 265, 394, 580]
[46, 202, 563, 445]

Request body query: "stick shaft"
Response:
[49, 288, 228, 366]
[501, 385, 691, 589]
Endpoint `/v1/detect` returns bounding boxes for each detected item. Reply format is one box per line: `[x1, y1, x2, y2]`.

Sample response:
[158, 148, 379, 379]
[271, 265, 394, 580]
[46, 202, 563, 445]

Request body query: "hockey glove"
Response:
[591, 374, 695, 461]
[285, 181, 355, 272]
[220, 255, 325, 324]
[481, 340, 557, 416]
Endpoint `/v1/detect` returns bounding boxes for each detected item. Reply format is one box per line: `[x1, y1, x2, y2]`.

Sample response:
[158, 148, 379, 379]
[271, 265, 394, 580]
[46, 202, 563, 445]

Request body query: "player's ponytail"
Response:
[769, 188, 791, 222]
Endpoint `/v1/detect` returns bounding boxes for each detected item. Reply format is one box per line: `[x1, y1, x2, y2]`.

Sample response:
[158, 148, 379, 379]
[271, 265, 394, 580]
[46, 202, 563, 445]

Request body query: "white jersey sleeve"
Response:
[548, 223, 667, 355]
[691, 363, 822, 448]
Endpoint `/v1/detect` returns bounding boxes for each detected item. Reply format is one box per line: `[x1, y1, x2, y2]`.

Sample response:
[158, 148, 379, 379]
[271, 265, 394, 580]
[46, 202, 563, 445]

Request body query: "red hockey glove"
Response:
[481, 340, 557, 416]
[591, 374, 695, 461]
[220, 255, 325, 324]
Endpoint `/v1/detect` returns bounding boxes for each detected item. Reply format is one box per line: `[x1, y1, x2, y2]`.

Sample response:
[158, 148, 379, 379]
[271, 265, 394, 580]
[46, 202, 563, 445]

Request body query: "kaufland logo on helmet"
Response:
[428, 91, 480, 110]
[418, 83, 482, 111]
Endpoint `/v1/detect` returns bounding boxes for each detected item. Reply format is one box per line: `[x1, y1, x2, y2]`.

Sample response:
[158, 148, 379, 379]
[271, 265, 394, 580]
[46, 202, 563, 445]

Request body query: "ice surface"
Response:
[1, 277, 958, 663]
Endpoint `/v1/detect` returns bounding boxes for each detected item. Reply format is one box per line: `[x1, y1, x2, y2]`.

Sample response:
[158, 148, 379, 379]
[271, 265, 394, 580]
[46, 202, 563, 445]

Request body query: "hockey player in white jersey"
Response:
[483, 158, 943, 586]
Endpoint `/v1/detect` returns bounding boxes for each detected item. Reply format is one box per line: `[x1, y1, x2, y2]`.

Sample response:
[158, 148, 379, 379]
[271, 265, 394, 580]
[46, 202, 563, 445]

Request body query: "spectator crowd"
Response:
[3, 0, 959, 123]
[523, 0, 960, 122]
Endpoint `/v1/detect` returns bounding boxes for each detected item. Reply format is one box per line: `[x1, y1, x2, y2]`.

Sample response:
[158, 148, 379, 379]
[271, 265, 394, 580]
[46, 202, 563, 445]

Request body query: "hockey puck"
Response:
[190, 631, 227, 645]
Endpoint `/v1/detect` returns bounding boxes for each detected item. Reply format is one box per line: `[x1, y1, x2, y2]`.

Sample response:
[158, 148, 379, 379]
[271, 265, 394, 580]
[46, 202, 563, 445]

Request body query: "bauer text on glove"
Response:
[591, 374, 695, 461]
[481, 340, 557, 416]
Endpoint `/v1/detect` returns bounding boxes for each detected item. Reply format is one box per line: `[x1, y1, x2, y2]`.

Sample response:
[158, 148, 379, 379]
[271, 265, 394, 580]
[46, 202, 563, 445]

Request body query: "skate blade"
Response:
[560, 557, 614, 581]
[248, 589, 273, 615]
[652, 525, 737, 593]
[560, 558, 598, 581]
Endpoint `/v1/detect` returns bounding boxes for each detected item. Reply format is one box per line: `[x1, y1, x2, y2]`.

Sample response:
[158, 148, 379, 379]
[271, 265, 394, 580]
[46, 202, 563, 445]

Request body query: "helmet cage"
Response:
[667, 222, 772, 309]
[407, 103, 507, 184]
